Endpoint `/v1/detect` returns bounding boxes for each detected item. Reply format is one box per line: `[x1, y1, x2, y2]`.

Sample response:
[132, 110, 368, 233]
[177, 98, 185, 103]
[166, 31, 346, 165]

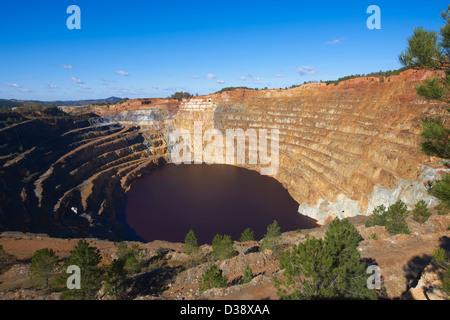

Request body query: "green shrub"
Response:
[198, 265, 228, 293]
[104, 259, 128, 300]
[275, 218, 377, 300]
[241, 265, 253, 284]
[420, 118, 450, 159]
[369, 233, 378, 240]
[431, 247, 450, 295]
[168, 91, 193, 101]
[443, 267, 450, 295]
[259, 220, 283, 256]
[428, 174, 450, 210]
[239, 228, 255, 242]
[365, 201, 410, 235]
[29, 248, 59, 288]
[365, 205, 387, 227]
[438, 204, 449, 215]
[412, 200, 432, 223]
[215, 87, 258, 94]
[116, 242, 145, 275]
[432, 247, 448, 265]
[385, 201, 410, 235]
[211, 234, 237, 261]
[184, 229, 198, 255]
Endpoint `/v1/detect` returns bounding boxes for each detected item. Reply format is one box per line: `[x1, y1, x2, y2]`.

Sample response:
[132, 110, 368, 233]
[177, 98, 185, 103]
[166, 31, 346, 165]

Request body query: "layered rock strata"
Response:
[0, 117, 168, 239]
[1, 69, 448, 238]
[173, 69, 449, 223]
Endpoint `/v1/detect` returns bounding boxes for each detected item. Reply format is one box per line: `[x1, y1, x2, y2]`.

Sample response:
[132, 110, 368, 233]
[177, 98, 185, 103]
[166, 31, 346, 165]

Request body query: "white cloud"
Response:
[275, 74, 283, 78]
[19, 88, 32, 93]
[296, 66, 318, 76]
[190, 74, 199, 79]
[78, 84, 91, 90]
[326, 38, 344, 45]
[4, 82, 20, 88]
[69, 76, 85, 84]
[206, 73, 216, 79]
[115, 70, 130, 76]
[239, 76, 246, 81]
[111, 86, 130, 94]
[47, 84, 58, 89]
[100, 78, 117, 83]
[62, 64, 73, 69]
[253, 77, 263, 84]
[216, 80, 225, 84]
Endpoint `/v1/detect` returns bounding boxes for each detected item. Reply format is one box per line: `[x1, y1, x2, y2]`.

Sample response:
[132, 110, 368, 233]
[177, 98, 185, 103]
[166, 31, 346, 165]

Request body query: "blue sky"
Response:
[0, 0, 448, 100]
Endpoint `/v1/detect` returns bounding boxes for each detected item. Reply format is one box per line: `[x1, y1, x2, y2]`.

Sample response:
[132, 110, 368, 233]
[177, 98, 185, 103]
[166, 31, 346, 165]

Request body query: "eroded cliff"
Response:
[0, 116, 168, 239]
[1, 69, 447, 238]
[173, 69, 449, 223]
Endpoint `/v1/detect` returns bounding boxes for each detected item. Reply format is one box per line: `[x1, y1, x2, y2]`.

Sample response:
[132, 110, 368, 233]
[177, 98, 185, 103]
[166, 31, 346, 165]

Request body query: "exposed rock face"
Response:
[407, 263, 450, 300]
[0, 117, 168, 240]
[172, 69, 449, 223]
[1, 69, 447, 238]
[0, 212, 448, 300]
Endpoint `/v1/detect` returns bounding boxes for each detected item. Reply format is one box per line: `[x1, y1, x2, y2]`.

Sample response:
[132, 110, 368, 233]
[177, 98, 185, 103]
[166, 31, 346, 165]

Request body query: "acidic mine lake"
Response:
[125, 164, 318, 244]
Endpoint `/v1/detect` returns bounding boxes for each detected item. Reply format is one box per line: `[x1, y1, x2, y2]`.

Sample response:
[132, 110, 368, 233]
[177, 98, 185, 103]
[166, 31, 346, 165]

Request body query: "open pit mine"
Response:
[0, 69, 448, 241]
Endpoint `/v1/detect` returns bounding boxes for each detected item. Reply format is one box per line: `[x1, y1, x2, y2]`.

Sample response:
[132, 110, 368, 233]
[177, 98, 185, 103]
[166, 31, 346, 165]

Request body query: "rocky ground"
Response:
[0, 213, 448, 300]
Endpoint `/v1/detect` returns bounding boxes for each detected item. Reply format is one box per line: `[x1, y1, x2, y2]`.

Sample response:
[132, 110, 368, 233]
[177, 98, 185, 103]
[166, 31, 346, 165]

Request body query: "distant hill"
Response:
[0, 97, 122, 108]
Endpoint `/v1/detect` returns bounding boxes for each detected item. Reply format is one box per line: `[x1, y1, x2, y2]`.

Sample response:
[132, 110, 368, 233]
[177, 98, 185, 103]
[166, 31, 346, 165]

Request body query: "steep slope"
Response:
[173, 69, 449, 223]
[1, 69, 447, 239]
[0, 117, 168, 239]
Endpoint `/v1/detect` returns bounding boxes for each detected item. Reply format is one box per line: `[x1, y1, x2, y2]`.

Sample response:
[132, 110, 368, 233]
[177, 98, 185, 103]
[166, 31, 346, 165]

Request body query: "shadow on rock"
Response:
[126, 263, 184, 299]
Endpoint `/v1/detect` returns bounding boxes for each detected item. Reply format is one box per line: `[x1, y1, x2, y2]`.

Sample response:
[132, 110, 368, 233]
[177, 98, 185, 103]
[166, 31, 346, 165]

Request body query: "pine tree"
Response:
[365, 201, 411, 235]
[443, 267, 450, 295]
[259, 220, 282, 255]
[384, 201, 410, 235]
[428, 173, 450, 210]
[104, 259, 128, 300]
[211, 234, 237, 261]
[198, 264, 228, 293]
[184, 229, 198, 255]
[116, 242, 144, 275]
[365, 205, 387, 227]
[399, 6, 450, 211]
[61, 240, 104, 300]
[241, 265, 253, 284]
[239, 228, 255, 242]
[412, 200, 432, 223]
[29, 248, 59, 289]
[275, 218, 378, 300]
[265, 220, 281, 238]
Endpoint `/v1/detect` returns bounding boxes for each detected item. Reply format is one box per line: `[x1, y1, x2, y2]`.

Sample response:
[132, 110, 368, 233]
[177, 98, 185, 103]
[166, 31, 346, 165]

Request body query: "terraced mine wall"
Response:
[0, 117, 168, 240]
[174, 69, 449, 224]
[1, 69, 448, 240]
